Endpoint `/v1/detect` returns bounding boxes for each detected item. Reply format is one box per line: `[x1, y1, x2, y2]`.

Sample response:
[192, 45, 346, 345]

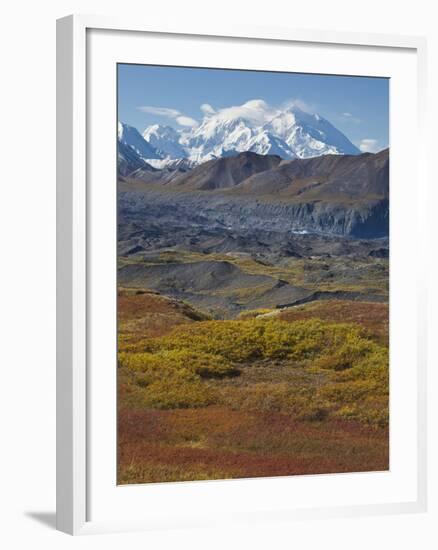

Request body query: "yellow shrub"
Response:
[320, 380, 381, 404]
[155, 318, 373, 364]
[138, 378, 216, 409]
[118, 317, 388, 419]
[334, 347, 389, 393]
[156, 320, 266, 362]
[335, 403, 389, 427]
[119, 349, 238, 379]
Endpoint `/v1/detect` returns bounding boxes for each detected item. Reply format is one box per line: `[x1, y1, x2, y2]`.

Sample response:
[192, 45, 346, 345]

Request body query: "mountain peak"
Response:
[118, 121, 161, 160]
[143, 124, 179, 138]
[143, 124, 185, 159]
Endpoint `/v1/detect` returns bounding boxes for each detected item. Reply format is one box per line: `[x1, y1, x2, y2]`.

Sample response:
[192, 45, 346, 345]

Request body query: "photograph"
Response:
[116, 63, 390, 485]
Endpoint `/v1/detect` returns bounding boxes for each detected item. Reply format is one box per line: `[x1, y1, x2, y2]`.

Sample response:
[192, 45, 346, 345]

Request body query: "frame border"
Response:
[56, 14, 427, 535]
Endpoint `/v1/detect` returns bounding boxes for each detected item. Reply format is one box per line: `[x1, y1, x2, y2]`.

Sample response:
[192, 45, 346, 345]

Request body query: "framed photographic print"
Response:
[56, 15, 427, 535]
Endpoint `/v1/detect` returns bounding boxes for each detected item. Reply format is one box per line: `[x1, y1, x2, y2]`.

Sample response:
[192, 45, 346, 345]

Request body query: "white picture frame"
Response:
[56, 14, 428, 535]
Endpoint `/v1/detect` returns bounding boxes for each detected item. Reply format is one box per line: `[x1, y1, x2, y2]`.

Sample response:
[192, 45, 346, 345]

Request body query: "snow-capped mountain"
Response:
[146, 157, 197, 172]
[118, 140, 155, 177]
[180, 116, 255, 162]
[179, 104, 360, 162]
[247, 130, 295, 159]
[122, 99, 360, 166]
[262, 109, 359, 158]
[142, 124, 186, 159]
[118, 122, 161, 160]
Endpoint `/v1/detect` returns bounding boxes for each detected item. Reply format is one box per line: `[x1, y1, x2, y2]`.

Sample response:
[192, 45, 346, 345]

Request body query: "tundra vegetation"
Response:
[118, 288, 389, 484]
[117, 149, 389, 484]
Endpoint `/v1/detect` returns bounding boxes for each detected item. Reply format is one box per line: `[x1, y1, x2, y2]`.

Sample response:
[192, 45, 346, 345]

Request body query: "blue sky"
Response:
[118, 64, 389, 153]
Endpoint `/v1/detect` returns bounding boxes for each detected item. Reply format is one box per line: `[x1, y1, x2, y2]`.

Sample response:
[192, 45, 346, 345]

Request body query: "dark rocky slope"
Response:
[119, 149, 389, 238]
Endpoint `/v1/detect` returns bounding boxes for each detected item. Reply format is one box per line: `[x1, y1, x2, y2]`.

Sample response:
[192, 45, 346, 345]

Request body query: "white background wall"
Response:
[0, 0, 436, 547]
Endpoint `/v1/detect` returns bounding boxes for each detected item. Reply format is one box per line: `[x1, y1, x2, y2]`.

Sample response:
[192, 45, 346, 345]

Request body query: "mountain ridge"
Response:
[145, 104, 360, 163]
[118, 149, 390, 238]
[119, 100, 362, 166]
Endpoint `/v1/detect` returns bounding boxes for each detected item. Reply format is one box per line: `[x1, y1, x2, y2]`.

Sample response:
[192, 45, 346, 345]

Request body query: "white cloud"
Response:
[138, 106, 181, 117]
[212, 99, 280, 125]
[138, 105, 198, 127]
[359, 138, 379, 153]
[283, 98, 315, 114]
[175, 115, 198, 127]
[138, 97, 322, 131]
[208, 98, 319, 127]
[341, 112, 361, 123]
[200, 103, 215, 116]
